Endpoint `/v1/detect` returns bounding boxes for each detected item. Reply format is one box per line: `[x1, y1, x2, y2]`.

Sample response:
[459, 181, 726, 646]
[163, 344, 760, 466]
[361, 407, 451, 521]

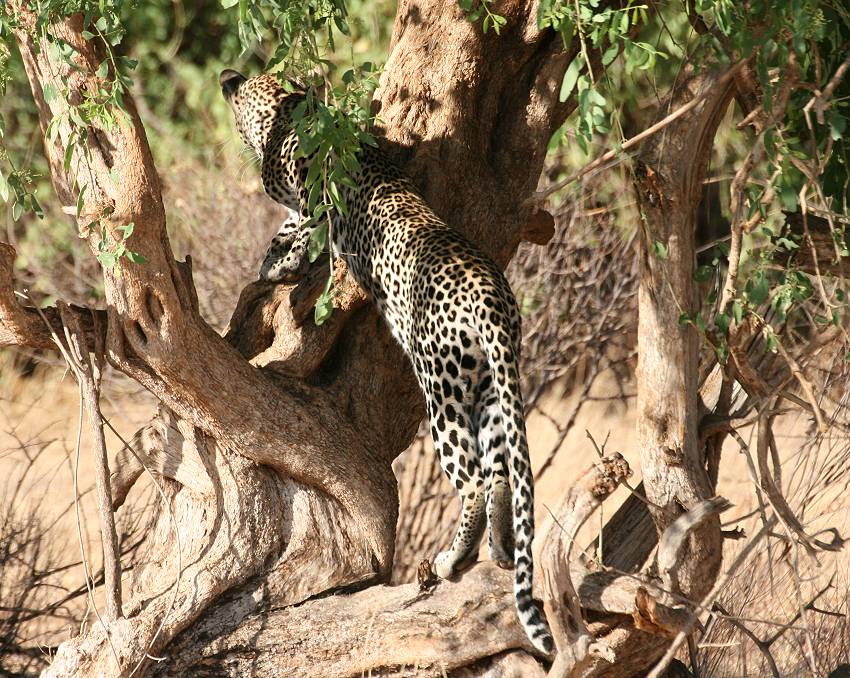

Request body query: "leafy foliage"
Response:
[536, 0, 849, 365]
[219, 0, 381, 323]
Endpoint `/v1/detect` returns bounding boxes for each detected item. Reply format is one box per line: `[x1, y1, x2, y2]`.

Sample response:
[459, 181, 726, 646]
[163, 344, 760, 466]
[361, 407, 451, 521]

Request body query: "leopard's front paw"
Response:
[260, 235, 310, 283]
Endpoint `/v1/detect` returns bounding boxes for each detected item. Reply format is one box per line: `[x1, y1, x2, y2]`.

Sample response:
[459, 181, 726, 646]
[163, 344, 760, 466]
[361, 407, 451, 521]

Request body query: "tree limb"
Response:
[542, 454, 630, 676]
[9, 8, 401, 576]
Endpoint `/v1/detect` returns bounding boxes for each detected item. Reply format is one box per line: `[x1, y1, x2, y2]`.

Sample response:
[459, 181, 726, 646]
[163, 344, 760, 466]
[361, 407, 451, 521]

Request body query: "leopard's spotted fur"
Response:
[221, 69, 553, 654]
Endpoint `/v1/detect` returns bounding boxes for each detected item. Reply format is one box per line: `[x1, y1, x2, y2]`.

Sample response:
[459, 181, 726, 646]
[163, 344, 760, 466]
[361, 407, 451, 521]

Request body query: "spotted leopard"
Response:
[221, 69, 553, 654]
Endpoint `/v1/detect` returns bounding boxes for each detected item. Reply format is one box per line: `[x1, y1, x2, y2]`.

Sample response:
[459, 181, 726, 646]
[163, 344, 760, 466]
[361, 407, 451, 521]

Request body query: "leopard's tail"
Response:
[479, 328, 553, 655]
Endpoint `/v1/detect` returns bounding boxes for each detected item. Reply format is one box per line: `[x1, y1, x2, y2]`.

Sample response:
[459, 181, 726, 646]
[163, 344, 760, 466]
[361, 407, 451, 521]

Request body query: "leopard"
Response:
[220, 69, 553, 654]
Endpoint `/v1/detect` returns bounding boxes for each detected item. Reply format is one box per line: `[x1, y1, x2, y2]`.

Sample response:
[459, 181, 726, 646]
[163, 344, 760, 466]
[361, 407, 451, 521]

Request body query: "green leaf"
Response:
[715, 341, 729, 365]
[732, 300, 744, 325]
[602, 45, 619, 66]
[30, 194, 44, 219]
[43, 82, 58, 102]
[779, 185, 798, 212]
[827, 110, 846, 141]
[97, 60, 109, 79]
[314, 276, 334, 325]
[98, 251, 117, 268]
[764, 329, 778, 353]
[652, 240, 668, 260]
[559, 60, 581, 103]
[745, 271, 770, 306]
[124, 250, 147, 264]
[76, 185, 87, 218]
[64, 140, 75, 173]
[69, 106, 86, 128]
[46, 117, 60, 144]
[308, 223, 327, 263]
[12, 200, 23, 221]
[694, 265, 713, 283]
[0, 170, 8, 203]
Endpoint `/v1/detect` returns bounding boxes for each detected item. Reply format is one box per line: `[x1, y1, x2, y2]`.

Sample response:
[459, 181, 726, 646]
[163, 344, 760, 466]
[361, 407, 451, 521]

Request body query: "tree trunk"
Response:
[1, 2, 584, 675]
[0, 3, 783, 677]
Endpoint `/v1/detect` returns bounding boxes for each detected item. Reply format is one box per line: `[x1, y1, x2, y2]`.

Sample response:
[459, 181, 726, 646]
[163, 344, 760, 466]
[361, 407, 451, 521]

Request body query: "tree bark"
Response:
[0, 3, 775, 678]
[618, 62, 745, 672]
[1, 2, 588, 676]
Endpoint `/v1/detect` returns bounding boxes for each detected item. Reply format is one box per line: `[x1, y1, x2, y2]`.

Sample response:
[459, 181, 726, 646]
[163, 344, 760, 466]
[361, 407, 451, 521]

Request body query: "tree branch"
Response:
[9, 9, 400, 575]
[0, 242, 106, 350]
[542, 454, 630, 676]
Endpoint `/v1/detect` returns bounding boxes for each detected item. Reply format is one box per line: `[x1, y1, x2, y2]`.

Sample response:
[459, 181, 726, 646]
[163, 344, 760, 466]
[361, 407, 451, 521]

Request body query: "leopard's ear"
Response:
[220, 69, 247, 98]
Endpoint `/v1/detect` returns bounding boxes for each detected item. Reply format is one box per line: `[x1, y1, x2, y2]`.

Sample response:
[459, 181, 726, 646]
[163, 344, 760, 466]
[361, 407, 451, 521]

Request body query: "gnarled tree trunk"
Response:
[0, 2, 787, 677]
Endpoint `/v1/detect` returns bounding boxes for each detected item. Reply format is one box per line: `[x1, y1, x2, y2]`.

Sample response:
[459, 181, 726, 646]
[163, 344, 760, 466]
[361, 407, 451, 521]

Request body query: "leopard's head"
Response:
[220, 70, 298, 159]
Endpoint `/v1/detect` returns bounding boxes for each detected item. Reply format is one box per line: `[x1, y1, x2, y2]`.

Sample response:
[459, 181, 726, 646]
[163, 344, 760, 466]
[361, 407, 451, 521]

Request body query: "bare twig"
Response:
[804, 52, 850, 125]
[57, 302, 123, 622]
[756, 403, 843, 554]
[712, 602, 781, 678]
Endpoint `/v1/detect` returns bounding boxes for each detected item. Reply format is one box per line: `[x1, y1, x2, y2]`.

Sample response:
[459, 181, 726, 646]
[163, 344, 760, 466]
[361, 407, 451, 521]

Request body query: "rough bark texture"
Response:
[626, 63, 744, 670]
[376, 0, 576, 266]
[0, 3, 783, 677]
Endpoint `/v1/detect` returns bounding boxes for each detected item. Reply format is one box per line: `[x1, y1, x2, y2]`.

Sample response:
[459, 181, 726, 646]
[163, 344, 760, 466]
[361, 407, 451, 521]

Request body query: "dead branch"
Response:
[541, 454, 630, 676]
[54, 301, 123, 622]
[647, 517, 778, 678]
[756, 406, 844, 553]
[805, 52, 850, 125]
[657, 497, 732, 597]
[0, 242, 106, 351]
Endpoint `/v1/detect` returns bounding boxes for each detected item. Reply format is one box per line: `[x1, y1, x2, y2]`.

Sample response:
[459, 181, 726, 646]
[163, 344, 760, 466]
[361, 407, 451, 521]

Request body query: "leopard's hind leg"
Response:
[425, 381, 486, 579]
[473, 370, 514, 568]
